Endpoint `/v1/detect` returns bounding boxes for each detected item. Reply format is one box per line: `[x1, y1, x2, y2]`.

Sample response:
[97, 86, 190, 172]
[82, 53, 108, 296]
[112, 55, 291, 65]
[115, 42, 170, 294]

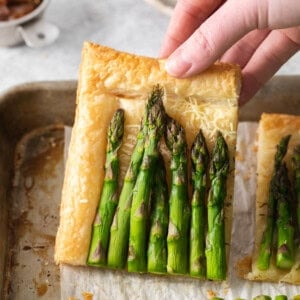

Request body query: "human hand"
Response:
[160, 0, 300, 105]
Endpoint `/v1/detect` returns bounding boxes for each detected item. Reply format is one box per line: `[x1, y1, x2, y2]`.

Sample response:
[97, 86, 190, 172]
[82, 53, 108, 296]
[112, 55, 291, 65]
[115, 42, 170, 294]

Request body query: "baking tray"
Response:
[0, 76, 299, 299]
[0, 81, 76, 299]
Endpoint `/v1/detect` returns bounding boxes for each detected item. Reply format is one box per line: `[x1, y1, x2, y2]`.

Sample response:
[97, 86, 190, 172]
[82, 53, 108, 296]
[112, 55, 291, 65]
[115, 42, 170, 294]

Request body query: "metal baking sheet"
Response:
[0, 76, 299, 299]
[5, 126, 64, 299]
[0, 81, 76, 300]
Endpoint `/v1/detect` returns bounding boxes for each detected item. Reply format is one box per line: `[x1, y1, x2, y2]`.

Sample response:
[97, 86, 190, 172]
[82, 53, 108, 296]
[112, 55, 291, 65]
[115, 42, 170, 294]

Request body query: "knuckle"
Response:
[165, 32, 182, 46]
[236, 40, 255, 57]
[192, 28, 215, 57]
[280, 27, 300, 47]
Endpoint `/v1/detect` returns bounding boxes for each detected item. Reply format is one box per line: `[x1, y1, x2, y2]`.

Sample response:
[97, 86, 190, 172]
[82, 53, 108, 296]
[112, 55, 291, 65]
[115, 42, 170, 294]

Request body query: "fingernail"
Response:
[165, 51, 192, 77]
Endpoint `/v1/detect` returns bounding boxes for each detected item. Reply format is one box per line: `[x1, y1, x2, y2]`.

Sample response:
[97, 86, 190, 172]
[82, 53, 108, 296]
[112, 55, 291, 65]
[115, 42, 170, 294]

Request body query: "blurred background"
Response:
[0, 0, 299, 92]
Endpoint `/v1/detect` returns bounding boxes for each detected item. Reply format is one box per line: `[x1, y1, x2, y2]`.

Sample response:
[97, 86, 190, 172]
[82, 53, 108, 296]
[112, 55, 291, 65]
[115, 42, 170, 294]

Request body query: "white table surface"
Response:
[0, 0, 299, 93]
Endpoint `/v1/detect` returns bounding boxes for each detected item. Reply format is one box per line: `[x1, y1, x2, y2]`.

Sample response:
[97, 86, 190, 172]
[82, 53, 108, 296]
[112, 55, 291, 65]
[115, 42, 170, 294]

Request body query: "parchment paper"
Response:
[61, 123, 300, 299]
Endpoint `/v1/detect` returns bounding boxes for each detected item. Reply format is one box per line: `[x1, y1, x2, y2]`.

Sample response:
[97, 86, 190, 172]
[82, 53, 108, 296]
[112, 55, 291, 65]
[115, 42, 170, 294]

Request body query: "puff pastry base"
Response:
[246, 113, 300, 284]
[54, 42, 241, 266]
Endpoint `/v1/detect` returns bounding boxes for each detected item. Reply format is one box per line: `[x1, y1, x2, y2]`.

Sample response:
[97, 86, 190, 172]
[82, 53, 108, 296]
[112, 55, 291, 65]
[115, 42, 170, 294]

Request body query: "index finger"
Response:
[159, 0, 223, 58]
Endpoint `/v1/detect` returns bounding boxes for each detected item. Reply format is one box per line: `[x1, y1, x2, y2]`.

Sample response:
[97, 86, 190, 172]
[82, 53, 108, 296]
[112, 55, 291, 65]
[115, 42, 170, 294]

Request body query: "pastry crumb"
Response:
[235, 150, 244, 161]
[82, 291, 93, 300]
[243, 172, 251, 181]
[252, 145, 258, 152]
[235, 256, 252, 278]
[207, 290, 216, 298]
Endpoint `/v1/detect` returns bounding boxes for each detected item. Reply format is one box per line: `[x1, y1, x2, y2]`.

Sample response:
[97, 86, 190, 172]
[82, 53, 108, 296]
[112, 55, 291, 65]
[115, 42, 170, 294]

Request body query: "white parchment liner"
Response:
[61, 123, 300, 299]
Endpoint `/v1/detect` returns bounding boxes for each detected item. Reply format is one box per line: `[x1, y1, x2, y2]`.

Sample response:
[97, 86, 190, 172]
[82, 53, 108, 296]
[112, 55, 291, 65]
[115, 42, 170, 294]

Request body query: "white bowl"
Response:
[0, 0, 59, 47]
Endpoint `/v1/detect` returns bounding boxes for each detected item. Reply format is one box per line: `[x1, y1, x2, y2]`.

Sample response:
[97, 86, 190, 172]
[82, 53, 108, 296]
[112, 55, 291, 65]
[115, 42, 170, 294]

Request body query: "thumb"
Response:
[165, 0, 299, 77]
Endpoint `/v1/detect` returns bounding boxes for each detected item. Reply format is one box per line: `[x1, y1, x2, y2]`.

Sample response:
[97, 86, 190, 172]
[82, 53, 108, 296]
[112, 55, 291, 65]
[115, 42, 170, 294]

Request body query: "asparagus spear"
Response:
[189, 129, 209, 278]
[87, 109, 125, 266]
[275, 296, 288, 300]
[257, 135, 291, 270]
[253, 296, 272, 300]
[276, 163, 295, 269]
[165, 117, 190, 275]
[292, 144, 300, 234]
[205, 131, 229, 280]
[147, 154, 169, 274]
[107, 86, 163, 269]
[127, 101, 165, 272]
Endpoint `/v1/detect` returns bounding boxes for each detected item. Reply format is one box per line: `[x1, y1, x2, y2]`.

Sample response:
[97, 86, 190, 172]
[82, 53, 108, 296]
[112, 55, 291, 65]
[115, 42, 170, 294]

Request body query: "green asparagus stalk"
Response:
[165, 117, 190, 275]
[87, 109, 125, 266]
[275, 296, 288, 300]
[292, 144, 300, 234]
[253, 296, 272, 300]
[127, 101, 165, 272]
[205, 131, 229, 281]
[276, 163, 295, 269]
[257, 135, 291, 270]
[189, 129, 209, 278]
[107, 86, 163, 269]
[211, 298, 224, 300]
[147, 154, 169, 274]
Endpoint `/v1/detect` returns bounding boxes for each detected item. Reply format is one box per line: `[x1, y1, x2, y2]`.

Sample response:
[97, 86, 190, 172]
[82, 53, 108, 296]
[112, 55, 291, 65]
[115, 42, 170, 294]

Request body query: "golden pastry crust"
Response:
[246, 113, 300, 284]
[55, 42, 241, 266]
